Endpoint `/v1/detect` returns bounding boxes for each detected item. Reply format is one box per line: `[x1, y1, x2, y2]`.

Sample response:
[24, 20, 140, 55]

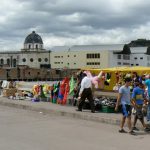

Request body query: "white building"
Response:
[0, 31, 51, 69]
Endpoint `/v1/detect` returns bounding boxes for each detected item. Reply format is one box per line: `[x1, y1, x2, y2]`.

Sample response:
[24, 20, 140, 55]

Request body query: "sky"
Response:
[0, 0, 150, 51]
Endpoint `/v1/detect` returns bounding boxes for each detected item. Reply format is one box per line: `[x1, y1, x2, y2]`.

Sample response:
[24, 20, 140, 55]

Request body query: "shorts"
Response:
[135, 105, 143, 119]
[121, 104, 131, 117]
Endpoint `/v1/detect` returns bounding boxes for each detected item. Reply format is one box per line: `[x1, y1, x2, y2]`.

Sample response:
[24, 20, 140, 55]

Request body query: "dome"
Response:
[24, 31, 43, 44]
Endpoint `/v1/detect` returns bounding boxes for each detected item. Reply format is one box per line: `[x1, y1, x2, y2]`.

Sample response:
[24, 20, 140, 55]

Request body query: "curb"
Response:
[1, 98, 147, 129]
[0, 98, 121, 126]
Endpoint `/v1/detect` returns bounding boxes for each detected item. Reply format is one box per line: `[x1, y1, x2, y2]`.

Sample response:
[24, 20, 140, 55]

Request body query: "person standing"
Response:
[115, 78, 135, 135]
[77, 73, 95, 113]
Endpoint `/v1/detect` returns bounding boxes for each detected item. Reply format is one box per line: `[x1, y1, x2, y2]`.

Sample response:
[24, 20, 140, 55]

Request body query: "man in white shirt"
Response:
[77, 73, 95, 113]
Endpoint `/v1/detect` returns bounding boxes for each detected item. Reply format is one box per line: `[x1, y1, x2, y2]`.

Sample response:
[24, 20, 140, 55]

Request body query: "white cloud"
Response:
[0, 0, 150, 50]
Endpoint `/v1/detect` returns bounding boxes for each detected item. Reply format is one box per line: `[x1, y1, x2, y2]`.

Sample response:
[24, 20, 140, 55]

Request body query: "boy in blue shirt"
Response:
[131, 81, 150, 132]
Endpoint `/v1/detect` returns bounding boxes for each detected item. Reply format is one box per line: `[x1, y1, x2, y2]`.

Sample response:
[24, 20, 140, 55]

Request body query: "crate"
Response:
[101, 105, 115, 113]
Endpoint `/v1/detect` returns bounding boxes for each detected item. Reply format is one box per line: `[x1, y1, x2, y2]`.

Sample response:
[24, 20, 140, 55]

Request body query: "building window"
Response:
[136, 64, 139, 66]
[140, 57, 143, 59]
[28, 44, 31, 49]
[87, 54, 90, 58]
[123, 62, 130, 65]
[117, 55, 121, 59]
[123, 55, 130, 60]
[0, 59, 4, 65]
[87, 62, 100, 65]
[36, 44, 38, 49]
[68, 55, 69, 57]
[22, 58, 26, 62]
[74, 63, 76, 65]
[30, 58, 33, 62]
[28, 72, 30, 75]
[38, 58, 42, 62]
[134, 57, 137, 60]
[87, 53, 100, 59]
[45, 58, 48, 62]
[117, 62, 121, 65]
[131, 64, 134, 66]
[7, 59, 10, 66]
[13, 59, 17, 67]
[37, 72, 40, 75]
[74, 55, 76, 57]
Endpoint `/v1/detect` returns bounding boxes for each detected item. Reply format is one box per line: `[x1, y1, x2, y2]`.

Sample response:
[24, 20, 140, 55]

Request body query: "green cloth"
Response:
[69, 76, 76, 96]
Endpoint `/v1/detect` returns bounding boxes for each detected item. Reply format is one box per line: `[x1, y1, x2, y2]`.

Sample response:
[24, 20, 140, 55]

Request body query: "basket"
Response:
[102, 105, 115, 113]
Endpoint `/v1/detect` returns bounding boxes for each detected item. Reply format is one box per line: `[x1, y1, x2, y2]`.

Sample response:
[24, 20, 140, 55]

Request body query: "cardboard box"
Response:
[2, 88, 17, 97]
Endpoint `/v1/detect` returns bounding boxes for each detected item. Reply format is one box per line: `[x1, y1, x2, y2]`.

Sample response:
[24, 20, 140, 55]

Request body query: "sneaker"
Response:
[118, 129, 127, 133]
[132, 126, 139, 131]
[129, 130, 136, 135]
[144, 127, 150, 132]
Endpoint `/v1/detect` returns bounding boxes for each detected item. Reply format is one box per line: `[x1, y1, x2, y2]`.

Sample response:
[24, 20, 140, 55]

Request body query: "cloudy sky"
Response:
[0, 0, 150, 50]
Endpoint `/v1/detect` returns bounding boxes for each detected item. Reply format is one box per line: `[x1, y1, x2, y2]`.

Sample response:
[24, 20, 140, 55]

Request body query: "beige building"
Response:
[50, 44, 126, 69]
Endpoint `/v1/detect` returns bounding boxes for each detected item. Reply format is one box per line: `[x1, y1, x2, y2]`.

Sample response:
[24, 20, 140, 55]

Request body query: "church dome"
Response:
[24, 31, 43, 44]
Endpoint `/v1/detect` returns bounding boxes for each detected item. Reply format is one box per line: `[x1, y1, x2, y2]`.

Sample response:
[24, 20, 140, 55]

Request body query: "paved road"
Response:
[0, 105, 149, 150]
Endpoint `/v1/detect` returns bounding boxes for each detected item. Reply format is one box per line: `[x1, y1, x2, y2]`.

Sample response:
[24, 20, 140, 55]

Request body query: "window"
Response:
[136, 64, 139, 66]
[22, 58, 26, 62]
[87, 62, 100, 65]
[36, 44, 38, 49]
[38, 58, 42, 62]
[45, 58, 48, 62]
[134, 57, 137, 60]
[87, 54, 90, 58]
[117, 62, 121, 65]
[131, 64, 134, 66]
[74, 63, 76, 65]
[123, 55, 130, 60]
[87, 53, 100, 59]
[0, 59, 4, 65]
[28, 44, 31, 49]
[97, 54, 100, 58]
[30, 58, 33, 62]
[68, 55, 69, 57]
[7, 59, 10, 66]
[74, 55, 76, 57]
[140, 57, 143, 59]
[117, 55, 121, 59]
[13, 59, 16, 67]
[123, 62, 130, 65]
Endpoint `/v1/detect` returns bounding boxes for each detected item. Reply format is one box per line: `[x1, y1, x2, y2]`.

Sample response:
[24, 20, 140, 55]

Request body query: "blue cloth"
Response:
[132, 86, 144, 105]
[119, 85, 131, 105]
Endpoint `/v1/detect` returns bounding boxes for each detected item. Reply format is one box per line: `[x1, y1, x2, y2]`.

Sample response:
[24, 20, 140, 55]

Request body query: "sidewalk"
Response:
[0, 96, 146, 128]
